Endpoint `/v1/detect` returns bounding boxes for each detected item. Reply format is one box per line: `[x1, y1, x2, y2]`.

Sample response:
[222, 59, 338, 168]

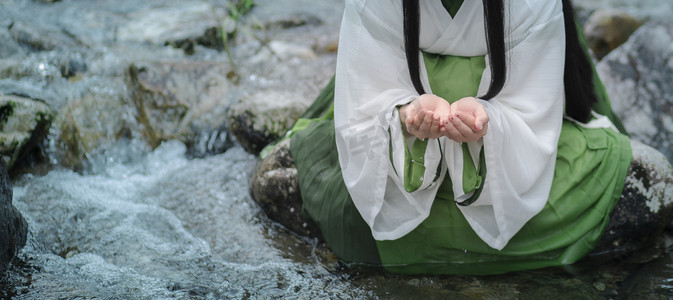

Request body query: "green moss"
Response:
[0, 101, 17, 127]
[35, 110, 54, 124]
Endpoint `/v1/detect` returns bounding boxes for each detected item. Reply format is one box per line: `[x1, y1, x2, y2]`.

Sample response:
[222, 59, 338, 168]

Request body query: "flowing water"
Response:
[2, 0, 673, 299]
[6, 141, 376, 298]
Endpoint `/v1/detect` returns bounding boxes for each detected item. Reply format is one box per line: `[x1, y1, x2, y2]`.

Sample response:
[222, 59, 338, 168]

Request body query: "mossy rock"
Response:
[0, 95, 53, 170]
[226, 90, 307, 154]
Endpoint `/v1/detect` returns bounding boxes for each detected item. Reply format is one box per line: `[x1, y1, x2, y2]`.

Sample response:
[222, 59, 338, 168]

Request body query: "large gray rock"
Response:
[0, 158, 27, 274]
[226, 90, 307, 154]
[0, 95, 53, 170]
[596, 20, 673, 163]
[126, 61, 235, 152]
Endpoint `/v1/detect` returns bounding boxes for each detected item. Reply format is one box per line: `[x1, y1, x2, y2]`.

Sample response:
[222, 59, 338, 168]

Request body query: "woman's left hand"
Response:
[443, 97, 489, 143]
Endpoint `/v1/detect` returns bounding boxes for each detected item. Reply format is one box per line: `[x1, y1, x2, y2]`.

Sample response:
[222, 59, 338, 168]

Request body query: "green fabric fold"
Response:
[457, 143, 486, 206]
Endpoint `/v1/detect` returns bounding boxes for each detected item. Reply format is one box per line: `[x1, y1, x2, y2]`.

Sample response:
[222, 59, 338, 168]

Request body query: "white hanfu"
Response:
[334, 0, 566, 250]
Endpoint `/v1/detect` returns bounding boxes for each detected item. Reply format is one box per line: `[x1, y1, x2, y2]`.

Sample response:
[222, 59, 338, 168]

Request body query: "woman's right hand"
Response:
[399, 94, 451, 139]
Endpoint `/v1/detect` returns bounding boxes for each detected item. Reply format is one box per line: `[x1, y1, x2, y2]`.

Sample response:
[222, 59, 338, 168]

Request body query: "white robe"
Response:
[334, 0, 566, 250]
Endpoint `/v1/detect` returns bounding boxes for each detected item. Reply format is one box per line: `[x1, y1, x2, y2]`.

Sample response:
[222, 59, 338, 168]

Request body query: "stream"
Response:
[2, 0, 673, 299]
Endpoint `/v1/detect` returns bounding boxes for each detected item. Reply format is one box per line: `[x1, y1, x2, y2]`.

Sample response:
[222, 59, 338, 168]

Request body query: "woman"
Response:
[255, 0, 673, 275]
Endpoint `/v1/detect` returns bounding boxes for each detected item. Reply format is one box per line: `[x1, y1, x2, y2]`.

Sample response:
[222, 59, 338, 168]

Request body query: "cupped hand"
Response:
[443, 97, 488, 143]
[399, 94, 451, 139]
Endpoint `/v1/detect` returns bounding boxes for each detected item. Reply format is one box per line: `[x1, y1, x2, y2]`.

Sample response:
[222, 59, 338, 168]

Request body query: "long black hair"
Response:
[402, 0, 597, 122]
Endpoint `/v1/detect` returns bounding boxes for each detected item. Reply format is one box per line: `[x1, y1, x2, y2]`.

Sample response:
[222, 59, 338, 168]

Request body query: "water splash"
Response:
[7, 141, 369, 299]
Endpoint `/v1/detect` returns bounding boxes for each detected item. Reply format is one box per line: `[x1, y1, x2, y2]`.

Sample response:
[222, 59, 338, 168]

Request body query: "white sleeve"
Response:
[334, 0, 446, 240]
[454, 0, 566, 250]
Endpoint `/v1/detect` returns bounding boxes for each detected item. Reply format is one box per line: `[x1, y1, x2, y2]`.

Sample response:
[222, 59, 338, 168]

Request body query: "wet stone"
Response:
[592, 140, 673, 257]
[52, 78, 139, 171]
[249, 138, 323, 239]
[262, 13, 323, 30]
[126, 61, 234, 149]
[583, 9, 642, 60]
[0, 26, 23, 58]
[226, 90, 307, 154]
[0, 158, 27, 274]
[185, 125, 235, 158]
[7, 20, 81, 52]
[597, 19, 673, 163]
[166, 26, 225, 55]
[0, 95, 53, 170]
[116, 2, 226, 45]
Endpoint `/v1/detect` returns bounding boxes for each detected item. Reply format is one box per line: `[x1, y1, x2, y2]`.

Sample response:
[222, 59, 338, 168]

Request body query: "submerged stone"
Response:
[53, 78, 138, 170]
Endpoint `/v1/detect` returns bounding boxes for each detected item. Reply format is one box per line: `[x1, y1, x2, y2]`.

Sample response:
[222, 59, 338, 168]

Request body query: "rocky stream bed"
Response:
[1, 0, 673, 298]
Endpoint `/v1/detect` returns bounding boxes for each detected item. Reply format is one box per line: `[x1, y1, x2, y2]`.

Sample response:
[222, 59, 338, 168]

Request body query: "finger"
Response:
[417, 111, 433, 134]
[452, 116, 487, 142]
[477, 122, 488, 137]
[473, 107, 489, 131]
[454, 112, 476, 129]
[429, 112, 441, 138]
[403, 109, 421, 135]
[443, 120, 467, 142]
[450, 114, 476, 137]
[408, 107, 425, 129]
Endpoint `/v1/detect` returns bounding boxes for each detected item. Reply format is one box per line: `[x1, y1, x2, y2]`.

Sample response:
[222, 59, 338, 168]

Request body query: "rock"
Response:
[0, 158, 27, 274]
[117, 2, 226, 46]
[618, 252, 673, 299]
[53, 79, 139, 170]
[246, 0, 334, 31]
[185, 126, 235, 158]
[572, 0, 673, 23]
[0, 26, 23, 58]
[268, 40, 316, 60]
[126, 61, 234, 150]
[166, 26, 226, 55]
[249, 138, 322, 239]
[262, 13, 322, 30]
[0, 51, 87, 81]
[245, 40, 317, 65]
[322, 40, 338, 53]
[226, 90, 307, 154]
[583, 9, 642, 60]
[0, 95, 53, 170]
[7, 20, 81, 52]
[592, 140, 673, 257]
[596, 20, 673, 163]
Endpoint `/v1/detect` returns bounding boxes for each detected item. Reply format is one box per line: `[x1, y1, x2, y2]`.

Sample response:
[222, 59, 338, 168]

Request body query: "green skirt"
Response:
[290, 76, 631, 275]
